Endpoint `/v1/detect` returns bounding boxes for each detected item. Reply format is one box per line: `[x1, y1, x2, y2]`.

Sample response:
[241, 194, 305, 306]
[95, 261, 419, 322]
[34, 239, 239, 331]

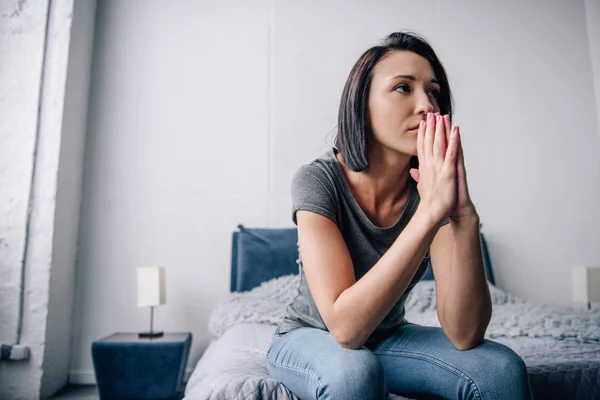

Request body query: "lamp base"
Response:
[138, 331, 164, 339]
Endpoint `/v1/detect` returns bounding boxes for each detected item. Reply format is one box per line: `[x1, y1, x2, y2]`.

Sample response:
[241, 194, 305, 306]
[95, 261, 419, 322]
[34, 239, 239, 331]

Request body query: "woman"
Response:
[267, 32, 533, 400]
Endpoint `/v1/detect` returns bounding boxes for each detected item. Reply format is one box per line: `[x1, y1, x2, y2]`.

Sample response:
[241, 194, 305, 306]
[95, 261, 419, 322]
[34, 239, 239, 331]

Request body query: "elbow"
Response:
[443, 309, 491, 351]
[443, 319, 487, 351]
[330, 326, 366, 350]
[450, 333, 485, 351]
[337, 340, 363, 350]
[453, 339, 483, 351]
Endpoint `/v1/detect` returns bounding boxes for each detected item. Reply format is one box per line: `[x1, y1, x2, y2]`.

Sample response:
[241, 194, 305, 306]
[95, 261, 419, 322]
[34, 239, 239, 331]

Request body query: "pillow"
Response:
[230, 223, 495, 292]
[230, 225, 299, 292]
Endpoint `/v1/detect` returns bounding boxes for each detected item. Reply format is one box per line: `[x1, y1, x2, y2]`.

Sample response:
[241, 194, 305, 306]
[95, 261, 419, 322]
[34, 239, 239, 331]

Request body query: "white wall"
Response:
[0, 0, 47, 347]
[0, 0, 49, 396]
[41, 0, 97, 397]
[585, 0, 600, 135]
[70, 0, 271, 383]
[71, 0, 600, 383]
[0, 0, 95, 398]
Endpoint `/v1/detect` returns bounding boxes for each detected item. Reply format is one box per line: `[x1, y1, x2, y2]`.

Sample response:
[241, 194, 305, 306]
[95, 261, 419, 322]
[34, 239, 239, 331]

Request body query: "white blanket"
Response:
[209, 275, 600, 342]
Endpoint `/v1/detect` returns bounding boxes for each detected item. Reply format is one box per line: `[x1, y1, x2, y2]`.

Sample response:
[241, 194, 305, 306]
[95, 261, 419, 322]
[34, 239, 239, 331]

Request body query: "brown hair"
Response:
[335, 31, 454, 171]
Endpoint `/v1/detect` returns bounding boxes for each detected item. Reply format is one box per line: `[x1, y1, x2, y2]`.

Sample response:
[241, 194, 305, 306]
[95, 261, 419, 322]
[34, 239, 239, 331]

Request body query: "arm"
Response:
[429, 213, 492, 351]
[297, 205, 440, 350]
[298, 112, 460, 350]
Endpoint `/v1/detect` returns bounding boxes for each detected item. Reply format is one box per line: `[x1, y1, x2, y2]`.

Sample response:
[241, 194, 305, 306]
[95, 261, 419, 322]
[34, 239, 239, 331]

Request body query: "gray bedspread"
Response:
[184, 323, 412, 400]
[184, 276, 600, 400]
[184, 323, 600, 400]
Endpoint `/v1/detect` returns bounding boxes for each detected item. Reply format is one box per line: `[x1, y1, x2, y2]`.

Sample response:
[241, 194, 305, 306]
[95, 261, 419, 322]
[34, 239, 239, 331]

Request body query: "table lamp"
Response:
[572, 266, 600, 310]
[137, 266, 166, 338]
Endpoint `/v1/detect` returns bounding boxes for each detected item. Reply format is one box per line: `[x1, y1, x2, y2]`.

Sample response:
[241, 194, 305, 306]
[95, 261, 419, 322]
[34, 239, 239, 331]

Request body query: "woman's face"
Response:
[367, 50, 441, 157]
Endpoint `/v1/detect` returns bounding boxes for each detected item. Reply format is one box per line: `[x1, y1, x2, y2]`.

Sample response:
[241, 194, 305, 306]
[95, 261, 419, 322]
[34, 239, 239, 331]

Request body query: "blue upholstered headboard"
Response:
[230, 224, 495, 292]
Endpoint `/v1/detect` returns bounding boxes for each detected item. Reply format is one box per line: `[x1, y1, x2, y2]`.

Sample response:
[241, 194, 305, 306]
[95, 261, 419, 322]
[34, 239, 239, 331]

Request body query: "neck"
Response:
[337, 145, 413, 207]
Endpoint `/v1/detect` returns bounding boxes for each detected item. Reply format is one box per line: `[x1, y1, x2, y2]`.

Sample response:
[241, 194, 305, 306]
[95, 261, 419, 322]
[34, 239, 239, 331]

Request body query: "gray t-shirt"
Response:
[275, 147, 443, 347]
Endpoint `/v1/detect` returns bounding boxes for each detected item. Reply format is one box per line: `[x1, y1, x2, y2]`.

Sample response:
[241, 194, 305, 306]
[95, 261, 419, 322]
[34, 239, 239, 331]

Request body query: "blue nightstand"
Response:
[91, 332, 192, 400]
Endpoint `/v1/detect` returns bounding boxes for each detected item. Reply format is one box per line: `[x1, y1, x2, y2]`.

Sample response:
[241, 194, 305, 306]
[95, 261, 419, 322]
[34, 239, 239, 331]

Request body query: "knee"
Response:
[490, 346, 529, 381]
[321, 350, 386, 400]
[472, 344, 531, 399]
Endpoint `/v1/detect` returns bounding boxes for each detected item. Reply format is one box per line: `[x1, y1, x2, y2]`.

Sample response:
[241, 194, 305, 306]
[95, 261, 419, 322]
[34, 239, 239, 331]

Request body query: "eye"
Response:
[394, 84, 410, 93]
[429, 88, 441, 99]
[395, 84, 440, 99]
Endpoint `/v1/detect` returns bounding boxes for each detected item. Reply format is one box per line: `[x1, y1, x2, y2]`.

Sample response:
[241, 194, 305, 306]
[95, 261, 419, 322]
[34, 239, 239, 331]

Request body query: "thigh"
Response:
[267, 327, 387, 400]
[372, 323, 533, 400]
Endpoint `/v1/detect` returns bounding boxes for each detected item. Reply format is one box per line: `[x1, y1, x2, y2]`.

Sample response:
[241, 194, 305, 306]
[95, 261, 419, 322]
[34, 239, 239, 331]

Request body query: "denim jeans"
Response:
[267, 323, 534, 400]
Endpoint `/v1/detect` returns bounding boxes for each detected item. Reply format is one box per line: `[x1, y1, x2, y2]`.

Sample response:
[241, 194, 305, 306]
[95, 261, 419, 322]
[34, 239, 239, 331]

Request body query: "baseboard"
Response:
[69, 368, 194, 385]
[69, 370, 96, 385]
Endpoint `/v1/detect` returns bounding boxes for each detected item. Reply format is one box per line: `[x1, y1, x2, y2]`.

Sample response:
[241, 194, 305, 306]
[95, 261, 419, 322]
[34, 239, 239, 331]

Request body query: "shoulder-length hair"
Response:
[334, 31, 454, 172]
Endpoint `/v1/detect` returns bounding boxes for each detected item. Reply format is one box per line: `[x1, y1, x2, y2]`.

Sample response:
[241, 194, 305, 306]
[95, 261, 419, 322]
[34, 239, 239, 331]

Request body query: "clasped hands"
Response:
[408, 112, 478, 224]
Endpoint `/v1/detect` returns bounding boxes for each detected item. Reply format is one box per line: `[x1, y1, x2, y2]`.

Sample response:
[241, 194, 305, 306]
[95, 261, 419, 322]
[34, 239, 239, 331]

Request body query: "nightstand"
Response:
[91, 332, 192, 400]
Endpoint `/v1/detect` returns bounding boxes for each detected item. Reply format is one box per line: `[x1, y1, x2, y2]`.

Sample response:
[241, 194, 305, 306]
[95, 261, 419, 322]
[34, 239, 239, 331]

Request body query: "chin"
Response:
[378, 138, 417, 158]
[402, 134, 418, 156]
[392, 146, 417, 158]
[403, 141, 418, 157]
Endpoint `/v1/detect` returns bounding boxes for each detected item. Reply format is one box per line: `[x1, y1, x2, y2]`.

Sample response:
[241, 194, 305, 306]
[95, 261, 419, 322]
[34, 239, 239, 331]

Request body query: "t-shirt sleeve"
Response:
[291, 164, 338, 226]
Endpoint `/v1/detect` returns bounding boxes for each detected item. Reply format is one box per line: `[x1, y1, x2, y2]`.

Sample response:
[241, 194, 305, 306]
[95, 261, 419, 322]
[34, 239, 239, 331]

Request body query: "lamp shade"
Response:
[137, 266, 166, 307]
[572, 266, 600, 303]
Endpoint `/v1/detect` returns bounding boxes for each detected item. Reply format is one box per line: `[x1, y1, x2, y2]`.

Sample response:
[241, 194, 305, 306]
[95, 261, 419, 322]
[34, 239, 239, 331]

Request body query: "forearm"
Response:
[442, 214, 492, 349]
[333, 206, 440, 349]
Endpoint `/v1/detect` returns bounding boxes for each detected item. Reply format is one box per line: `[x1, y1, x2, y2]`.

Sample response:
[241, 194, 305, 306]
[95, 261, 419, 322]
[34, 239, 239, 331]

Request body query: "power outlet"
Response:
[1, 344, 31, 361]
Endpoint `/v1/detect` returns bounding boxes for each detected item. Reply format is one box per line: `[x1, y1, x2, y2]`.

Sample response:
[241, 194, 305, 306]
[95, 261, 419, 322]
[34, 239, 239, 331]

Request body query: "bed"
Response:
[184, 225, 600, 400]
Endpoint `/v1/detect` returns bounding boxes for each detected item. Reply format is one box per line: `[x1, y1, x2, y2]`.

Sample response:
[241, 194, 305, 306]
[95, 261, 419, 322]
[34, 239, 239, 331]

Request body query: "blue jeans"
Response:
[267, 323, 534, 400]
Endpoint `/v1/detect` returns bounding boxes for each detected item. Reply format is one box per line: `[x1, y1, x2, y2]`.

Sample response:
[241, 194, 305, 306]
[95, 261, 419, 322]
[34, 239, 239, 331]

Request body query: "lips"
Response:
[409, 123, 421, 130]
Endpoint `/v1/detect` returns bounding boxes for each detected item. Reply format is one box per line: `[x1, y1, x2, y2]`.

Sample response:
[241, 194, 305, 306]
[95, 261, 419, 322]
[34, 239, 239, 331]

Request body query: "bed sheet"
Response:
[184, 323, 600, 400]
[184, 323, 411, 400]
[492, 336, 600, 399]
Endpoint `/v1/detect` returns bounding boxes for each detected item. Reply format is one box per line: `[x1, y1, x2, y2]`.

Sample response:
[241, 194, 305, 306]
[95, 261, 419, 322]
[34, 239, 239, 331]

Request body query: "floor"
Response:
[49, 385, 185, 399]
[49, 385, 98, 400]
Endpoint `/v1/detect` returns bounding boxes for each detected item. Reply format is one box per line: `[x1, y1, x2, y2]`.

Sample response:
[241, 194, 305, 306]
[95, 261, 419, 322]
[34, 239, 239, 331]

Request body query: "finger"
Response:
[457, 126, 464, 166]
[434, 114, 448, 160]
[457, 127, 468, 183]
[433, 114, 445, 159]
[444, 125, 460, 170]
[409, 168, 420, 183]
[444, 114, 452, 149]
[424, 112, 434, 160]
[416, 120, 425, 162]
[458, 126, 465, 166]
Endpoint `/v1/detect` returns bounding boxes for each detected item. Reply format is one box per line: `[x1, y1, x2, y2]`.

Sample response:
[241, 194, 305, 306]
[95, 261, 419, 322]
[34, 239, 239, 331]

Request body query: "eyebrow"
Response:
[390, 75, 439, 84]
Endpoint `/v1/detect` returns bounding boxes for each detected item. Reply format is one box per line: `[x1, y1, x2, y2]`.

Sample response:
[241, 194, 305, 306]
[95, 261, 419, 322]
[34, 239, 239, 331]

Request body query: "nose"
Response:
[414, 90, 434, 116]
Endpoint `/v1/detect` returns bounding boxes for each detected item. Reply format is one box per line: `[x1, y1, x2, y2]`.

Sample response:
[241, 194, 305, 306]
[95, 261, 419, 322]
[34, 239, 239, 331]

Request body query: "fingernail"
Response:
[427, 112, 432, 119]
[419, 120, 424, 127]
